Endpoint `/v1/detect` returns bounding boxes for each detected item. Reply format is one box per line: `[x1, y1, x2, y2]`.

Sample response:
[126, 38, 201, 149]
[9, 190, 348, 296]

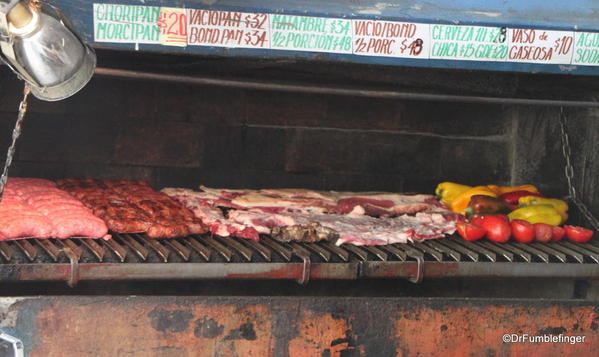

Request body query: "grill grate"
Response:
[0, 233, 597, 265]
[0, 233, 598, 284]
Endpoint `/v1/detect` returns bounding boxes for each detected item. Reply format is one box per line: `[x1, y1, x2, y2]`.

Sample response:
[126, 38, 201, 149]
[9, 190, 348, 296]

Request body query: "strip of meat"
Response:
[163, 188, 260, 240]
[200, 185, 444, 217]
[230, 192, 335, 213]
[273, 211, 455, 245]
[258, 188, 337, 204]
[334, 192, 442, 216]
[198, 185, 255, 200]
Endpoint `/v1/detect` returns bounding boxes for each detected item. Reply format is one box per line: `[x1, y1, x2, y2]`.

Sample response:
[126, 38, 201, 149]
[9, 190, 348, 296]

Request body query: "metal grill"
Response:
[1, 233, 598, 285]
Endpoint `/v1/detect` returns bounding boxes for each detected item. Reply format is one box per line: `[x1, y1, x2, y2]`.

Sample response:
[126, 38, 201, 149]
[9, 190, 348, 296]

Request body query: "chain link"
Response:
[0, 85, 31, 200]
[559, 107, 599, 230]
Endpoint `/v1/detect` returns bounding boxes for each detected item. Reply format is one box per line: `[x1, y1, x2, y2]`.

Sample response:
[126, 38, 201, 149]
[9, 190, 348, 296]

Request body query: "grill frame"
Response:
[1, 232, 598, 285]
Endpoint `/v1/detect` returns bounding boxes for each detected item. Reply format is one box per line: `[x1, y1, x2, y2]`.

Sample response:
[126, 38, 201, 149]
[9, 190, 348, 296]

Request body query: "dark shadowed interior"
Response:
[0, 49, 597, 298]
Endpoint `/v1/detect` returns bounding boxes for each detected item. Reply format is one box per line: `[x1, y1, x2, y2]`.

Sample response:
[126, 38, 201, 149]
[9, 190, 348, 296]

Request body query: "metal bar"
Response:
[101, 238, 128, 263]
[477, 241, 513, 262]
[58, 239, 82, 262]
[303, 243, 332, 262]
[511, 243, 550, 263]
[492, 242, 531, 262]
[239, 239, 272, 262]
[1, 263, 357, 281]
[143, 239, 170, 263]
[410, 242, 443, 262]
[395, 243, 425, 261]
[214, 237, 253, 262]
[117, 235, 149, 261]
[163, 239, 192, 261]
[529, 243, 567, 263]
[454, 240, 497, 262]
[362, 246, 388, 261]
[35, 239, 62, 262]
[14, 240, 37, 261]
[288, 243, 312, 284]
[380, 245, 407, 261]
[575, 242, 599, 255]
[0, 242, 14, 261]
[423, 241, 460, 261]
[342, 245, 369, 261]
[182, 237, 211, 261]
[361, 261, 599, 280]
[560, 242, 599, 263]
[199, 236, 234, 262]
[0, 261, 597, 281]
[94, 67, 599, 108]
[79, 239, 106, 262]
[546, 243, 585, 264]
[259, 237, 293, 261]
[319, 242, 349, 262]
[436, 240, 479, 262]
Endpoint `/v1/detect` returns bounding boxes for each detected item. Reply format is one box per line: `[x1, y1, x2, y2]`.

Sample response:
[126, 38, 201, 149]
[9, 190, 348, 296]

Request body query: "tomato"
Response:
[551, 226, 565, 242]
[511, 219, 534, 243]
[533, 223, 553, 242]
[470, 215, 485, 227]
[456, 221, 486, 241]
[478, 215, 511, 243]
[564, 225, 594, 243]
[471, 214, 509, 226]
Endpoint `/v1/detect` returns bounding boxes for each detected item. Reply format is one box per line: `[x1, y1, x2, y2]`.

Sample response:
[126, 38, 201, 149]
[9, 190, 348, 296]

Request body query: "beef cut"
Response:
[164, 186, 457, 245]
[333, 192, 442, 216]
[162, 188, 261, 240]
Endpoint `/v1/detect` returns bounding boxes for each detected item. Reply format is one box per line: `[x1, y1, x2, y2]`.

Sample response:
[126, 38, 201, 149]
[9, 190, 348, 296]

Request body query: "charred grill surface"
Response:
[0, 233, 598, 285]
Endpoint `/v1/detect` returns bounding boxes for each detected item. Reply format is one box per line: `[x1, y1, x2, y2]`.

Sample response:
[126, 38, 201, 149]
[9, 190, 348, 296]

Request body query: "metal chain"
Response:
[559, 107, 599, 230]
[0, 85, 31, 201]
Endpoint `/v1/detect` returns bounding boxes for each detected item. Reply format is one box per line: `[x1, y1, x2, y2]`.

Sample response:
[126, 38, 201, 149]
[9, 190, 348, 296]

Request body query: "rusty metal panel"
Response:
[0, 297, 597, 356]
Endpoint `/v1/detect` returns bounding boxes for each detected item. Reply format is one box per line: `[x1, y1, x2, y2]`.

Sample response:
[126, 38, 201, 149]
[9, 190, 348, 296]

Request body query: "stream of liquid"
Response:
[0, 85, 31, 200]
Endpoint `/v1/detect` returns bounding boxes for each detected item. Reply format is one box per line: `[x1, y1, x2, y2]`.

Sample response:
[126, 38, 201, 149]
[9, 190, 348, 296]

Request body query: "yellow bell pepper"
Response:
[435, 182, 471, 206]
[491, 184, 539, 195]
[450, 186, 497, 214]
[508, 205, 562, 226]
[518, 196, 569, 224]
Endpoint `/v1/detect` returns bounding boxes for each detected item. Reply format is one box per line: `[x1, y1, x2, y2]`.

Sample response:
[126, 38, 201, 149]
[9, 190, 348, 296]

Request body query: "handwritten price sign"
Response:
[507, 29, 574, 64]
[353, 20, 429, 58]
[158, 7, 187, 47]
[186, 9, 269, 48]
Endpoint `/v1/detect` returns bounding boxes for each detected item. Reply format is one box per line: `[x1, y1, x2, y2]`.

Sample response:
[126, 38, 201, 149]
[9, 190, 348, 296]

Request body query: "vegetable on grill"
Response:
[507, 205, 562, 226]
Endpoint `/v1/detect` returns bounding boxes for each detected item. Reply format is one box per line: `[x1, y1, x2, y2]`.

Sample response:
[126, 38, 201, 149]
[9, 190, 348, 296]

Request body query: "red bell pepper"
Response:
[499, 190, 543, 206]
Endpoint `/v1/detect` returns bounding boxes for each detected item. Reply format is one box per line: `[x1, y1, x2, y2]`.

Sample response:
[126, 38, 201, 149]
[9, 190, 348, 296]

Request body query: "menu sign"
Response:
[507, 29, 574, 64]
[429, 25, 507, 61]
[187, 9, 269, 48]
[93, 3, 160, 43]
[92, 3, 599, 69]
[270, 14, 352, 53]
[572, 32, 599, 66]
[352, 20, 428, 58]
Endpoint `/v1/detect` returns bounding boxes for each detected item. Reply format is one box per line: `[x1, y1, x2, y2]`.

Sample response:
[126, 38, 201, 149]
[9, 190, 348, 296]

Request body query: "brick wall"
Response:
[0, 67, 514, 193]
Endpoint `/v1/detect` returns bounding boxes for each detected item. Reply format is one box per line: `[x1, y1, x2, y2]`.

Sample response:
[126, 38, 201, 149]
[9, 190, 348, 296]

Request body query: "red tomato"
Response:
[478, 215, 511, 243]
[511, 219, 534, 243]
[534, 223, 553, 242]
[551, 226, 565, 242]
[470, 215, 485, 227]
[471, 214, 509, 226]
[564, 225, 594, 243]
[456, 221, 486, 241]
